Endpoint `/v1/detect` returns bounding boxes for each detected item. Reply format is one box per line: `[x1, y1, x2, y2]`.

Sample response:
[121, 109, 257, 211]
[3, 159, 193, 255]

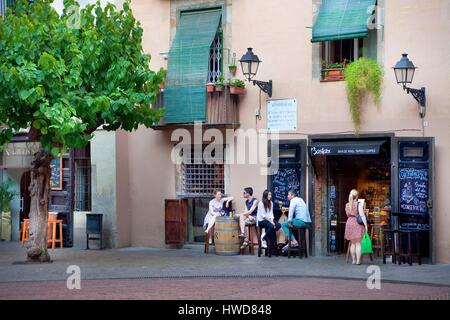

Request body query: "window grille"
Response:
[74, 159, 91, 211]
[180, 145, 225, 197]
[207, 30, 222, 83]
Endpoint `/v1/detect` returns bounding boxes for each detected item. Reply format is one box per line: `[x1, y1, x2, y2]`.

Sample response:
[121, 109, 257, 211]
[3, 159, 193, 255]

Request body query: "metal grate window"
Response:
[207, 29, 222, 83]
[181, 145, 225, 197]
[74, 160, 91, 211]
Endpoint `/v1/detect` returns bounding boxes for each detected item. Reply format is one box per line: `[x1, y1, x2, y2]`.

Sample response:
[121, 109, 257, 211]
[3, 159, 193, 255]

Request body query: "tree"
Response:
[0, 0, 164, 262]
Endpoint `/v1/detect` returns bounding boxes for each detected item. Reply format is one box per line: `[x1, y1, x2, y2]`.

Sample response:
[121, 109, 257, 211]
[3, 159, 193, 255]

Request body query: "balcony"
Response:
[151, 85, 241, 130]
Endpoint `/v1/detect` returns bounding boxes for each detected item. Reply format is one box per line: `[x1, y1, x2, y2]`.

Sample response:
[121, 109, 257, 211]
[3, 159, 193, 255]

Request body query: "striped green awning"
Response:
[164, 10, 221, 124]
[311, 0, 377, 43]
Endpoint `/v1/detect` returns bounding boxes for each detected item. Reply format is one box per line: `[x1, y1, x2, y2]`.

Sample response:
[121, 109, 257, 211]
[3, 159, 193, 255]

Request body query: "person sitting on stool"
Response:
[257, 190, 281, 249]
[281, 190, 312, 253]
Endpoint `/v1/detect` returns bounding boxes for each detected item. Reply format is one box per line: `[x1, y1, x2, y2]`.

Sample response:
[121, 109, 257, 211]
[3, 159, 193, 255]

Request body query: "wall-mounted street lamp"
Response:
[393, 53, 426, 118]
[239, 48, 273, 98]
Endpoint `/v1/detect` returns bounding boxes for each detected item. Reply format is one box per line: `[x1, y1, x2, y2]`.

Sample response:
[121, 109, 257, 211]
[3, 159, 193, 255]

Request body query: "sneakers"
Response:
[282, 243, 289, 253]
[238, 233, 246, 239]
[260, 232, 267, 248]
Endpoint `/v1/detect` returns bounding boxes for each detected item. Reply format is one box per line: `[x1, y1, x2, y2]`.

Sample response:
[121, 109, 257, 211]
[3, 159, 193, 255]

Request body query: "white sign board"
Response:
[267, 99, 297, 131]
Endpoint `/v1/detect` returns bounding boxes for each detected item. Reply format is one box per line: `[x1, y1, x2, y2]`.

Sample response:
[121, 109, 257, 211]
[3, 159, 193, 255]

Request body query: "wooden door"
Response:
[165, 199, 188, 245]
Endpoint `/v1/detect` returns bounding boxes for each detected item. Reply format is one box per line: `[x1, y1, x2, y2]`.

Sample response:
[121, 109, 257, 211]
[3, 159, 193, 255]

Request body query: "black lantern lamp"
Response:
[393, 53, 426, 118]
[239, 48, 273, 97]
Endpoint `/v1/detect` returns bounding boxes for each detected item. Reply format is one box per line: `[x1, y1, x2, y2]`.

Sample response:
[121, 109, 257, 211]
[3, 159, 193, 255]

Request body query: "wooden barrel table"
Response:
[214, 217, 240, 255]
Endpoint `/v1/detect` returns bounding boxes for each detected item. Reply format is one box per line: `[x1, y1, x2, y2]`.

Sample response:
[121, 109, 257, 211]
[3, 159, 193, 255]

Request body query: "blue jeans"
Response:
[258, 220, 281, 245]
[281, 219, 310, 241]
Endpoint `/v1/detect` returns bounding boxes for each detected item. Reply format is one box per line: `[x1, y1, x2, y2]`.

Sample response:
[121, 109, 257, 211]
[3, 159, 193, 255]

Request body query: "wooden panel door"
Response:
[165, 199, 188, 245]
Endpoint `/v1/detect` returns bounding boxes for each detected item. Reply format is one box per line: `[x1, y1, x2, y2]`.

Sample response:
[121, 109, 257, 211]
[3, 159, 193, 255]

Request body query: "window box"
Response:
[321, 67, 346, 81]
[206, 83, 215, 93]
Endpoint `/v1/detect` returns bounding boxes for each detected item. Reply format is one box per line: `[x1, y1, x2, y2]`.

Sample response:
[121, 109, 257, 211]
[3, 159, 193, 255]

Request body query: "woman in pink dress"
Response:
[344, 189, 368, 265]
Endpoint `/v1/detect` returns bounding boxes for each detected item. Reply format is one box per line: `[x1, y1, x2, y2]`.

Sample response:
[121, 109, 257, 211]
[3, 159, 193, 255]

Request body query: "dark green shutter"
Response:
[311, 0, 377, 43]
[164, 10, 222, 124]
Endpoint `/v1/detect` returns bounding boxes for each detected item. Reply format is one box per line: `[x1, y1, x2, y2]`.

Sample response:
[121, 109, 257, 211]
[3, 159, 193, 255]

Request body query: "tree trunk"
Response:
[25, 149, 53, 263]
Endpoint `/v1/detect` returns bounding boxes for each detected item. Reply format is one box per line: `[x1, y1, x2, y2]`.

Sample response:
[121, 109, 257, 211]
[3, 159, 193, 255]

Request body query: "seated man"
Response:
[281, 190, 312, 253]
[237, 187, 258, 249]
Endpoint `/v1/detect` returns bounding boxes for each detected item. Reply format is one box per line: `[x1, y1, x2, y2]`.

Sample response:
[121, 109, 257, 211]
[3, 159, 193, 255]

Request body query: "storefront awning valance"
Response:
[163, 10, 222, 124]
[311, 0, 377, 43]
[309, 140, 385, 157]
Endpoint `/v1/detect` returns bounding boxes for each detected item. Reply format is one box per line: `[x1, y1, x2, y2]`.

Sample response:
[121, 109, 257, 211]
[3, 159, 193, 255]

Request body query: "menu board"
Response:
[271, 167, 301, 208]
[399, 167, 429, 215]
[50, 157, 63, 190]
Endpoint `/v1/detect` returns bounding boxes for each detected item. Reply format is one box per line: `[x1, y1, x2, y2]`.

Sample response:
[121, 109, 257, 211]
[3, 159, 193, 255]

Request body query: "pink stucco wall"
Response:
[123, 0, 450, 262]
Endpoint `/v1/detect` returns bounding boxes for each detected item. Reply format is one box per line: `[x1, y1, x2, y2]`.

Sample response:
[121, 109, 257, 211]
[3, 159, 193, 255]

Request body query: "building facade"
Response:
[111, 0, 450, 263]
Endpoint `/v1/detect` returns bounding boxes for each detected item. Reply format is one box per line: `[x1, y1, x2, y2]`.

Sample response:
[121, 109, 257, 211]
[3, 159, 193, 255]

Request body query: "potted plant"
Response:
[229, 78, 246, 95]
[0, 179, 18, 241]
[229, 53, 237, 75]
[344, 57, 383, 133]
[158, 68, 167, 90]
[215, 76, 225, 92]
[322, 60, 347, 81]
[206, 82, 215, 93]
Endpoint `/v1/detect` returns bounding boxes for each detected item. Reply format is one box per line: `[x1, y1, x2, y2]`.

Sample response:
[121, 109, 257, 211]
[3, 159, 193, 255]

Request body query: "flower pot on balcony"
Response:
[206, 83, 215, 93]
[215, 85, 224, 92]
[159, 82, 165, 90]
[322, 68, 345, 81]
[228, 65, 237, 75]
[229, 86, 246, 95]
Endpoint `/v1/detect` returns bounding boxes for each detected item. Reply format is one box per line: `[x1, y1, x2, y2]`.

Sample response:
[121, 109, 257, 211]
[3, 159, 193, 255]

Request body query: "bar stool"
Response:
[287, 225, 308, 259]
[398, 229, 421, 266]
[382, 229, 399, 264]
[48, 219, 64, 249]
[370, 223, 385, 257]
[204, 226, 215, 254]
[240, 223, 258, 255]
[257, 226, 273, 258]
[21, 219, 30, 247]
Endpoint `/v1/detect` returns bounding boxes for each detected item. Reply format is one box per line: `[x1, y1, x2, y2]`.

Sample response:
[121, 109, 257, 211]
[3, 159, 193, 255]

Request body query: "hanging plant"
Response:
[344, 58, 383, 133]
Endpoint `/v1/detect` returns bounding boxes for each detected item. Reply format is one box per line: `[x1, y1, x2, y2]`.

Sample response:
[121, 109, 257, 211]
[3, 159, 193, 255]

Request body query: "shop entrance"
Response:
[327, 154, 390, 254]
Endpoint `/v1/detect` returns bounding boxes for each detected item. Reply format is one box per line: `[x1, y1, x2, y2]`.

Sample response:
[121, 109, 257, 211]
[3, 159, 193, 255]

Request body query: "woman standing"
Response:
[204, 190, 233, 236]
[257, 190, 281, 249]
[344, 189, 368, 265]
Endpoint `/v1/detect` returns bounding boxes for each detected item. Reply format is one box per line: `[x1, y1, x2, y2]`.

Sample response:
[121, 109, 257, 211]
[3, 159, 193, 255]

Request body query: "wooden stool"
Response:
[47, 220, 64, 249]
[382, 229, 399, 264]
[240, 223, 258, 255]
[398, 230, 421, 266]
[257, 226, 273, 258]
[204, 226, 215, 254]
[370, 223, 384, 257]
[287, 226, 308, 259]
[21, 219, 30, 247]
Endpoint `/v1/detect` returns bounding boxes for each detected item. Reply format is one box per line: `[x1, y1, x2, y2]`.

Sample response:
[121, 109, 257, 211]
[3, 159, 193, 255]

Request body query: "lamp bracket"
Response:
[403, 86, 426, 118]
[252, 80, 272, 98]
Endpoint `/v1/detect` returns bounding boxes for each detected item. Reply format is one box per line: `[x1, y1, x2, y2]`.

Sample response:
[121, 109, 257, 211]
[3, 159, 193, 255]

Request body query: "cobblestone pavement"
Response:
[1, 277, 449, 300]
[1, 241, 450, 300]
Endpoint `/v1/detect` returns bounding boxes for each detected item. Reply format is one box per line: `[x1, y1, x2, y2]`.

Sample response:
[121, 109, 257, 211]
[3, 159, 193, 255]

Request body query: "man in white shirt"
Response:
[281, 190, 312, 251]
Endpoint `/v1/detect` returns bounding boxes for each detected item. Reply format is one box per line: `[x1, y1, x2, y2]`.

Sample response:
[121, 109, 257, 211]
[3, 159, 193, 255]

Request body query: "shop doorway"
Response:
[327, 155, 390, 254]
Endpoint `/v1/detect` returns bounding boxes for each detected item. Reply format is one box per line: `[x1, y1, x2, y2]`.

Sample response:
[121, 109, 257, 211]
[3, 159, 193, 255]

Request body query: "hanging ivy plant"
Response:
[344, 58, 383, 133]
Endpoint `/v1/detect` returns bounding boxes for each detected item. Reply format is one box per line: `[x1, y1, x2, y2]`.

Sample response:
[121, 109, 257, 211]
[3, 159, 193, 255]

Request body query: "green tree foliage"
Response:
[344, 57, 383, 133]
[0, 0, 165, 156]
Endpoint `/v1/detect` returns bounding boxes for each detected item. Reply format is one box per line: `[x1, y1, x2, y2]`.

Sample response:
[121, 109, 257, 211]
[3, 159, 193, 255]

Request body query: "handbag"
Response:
[355, 200, 365, 225]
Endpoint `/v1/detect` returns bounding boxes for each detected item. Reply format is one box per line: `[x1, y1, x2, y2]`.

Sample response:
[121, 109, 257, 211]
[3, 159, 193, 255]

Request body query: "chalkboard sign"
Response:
[271, 167, 301, 208]
[399, 167, 428, 215]
[50, 157, 63, 190]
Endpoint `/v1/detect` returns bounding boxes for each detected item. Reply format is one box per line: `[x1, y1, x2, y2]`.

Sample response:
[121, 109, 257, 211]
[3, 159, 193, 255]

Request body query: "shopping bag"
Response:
[361, 232, 373, 255]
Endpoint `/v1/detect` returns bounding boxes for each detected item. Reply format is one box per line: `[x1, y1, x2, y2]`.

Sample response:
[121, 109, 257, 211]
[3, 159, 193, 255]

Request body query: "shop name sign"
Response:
[309, 145, 380, 156]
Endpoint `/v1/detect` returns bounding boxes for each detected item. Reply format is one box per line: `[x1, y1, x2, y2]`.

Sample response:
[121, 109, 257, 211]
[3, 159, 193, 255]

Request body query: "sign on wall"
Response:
[398, 167, 429, 215]
[267, 99, 297, 131]
[50, 156, 63, 191]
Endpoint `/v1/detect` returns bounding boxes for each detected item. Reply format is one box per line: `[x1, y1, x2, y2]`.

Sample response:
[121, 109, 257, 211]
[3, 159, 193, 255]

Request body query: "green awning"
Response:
[164, 10, 221, 124]
[311, 0, 376, 43]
